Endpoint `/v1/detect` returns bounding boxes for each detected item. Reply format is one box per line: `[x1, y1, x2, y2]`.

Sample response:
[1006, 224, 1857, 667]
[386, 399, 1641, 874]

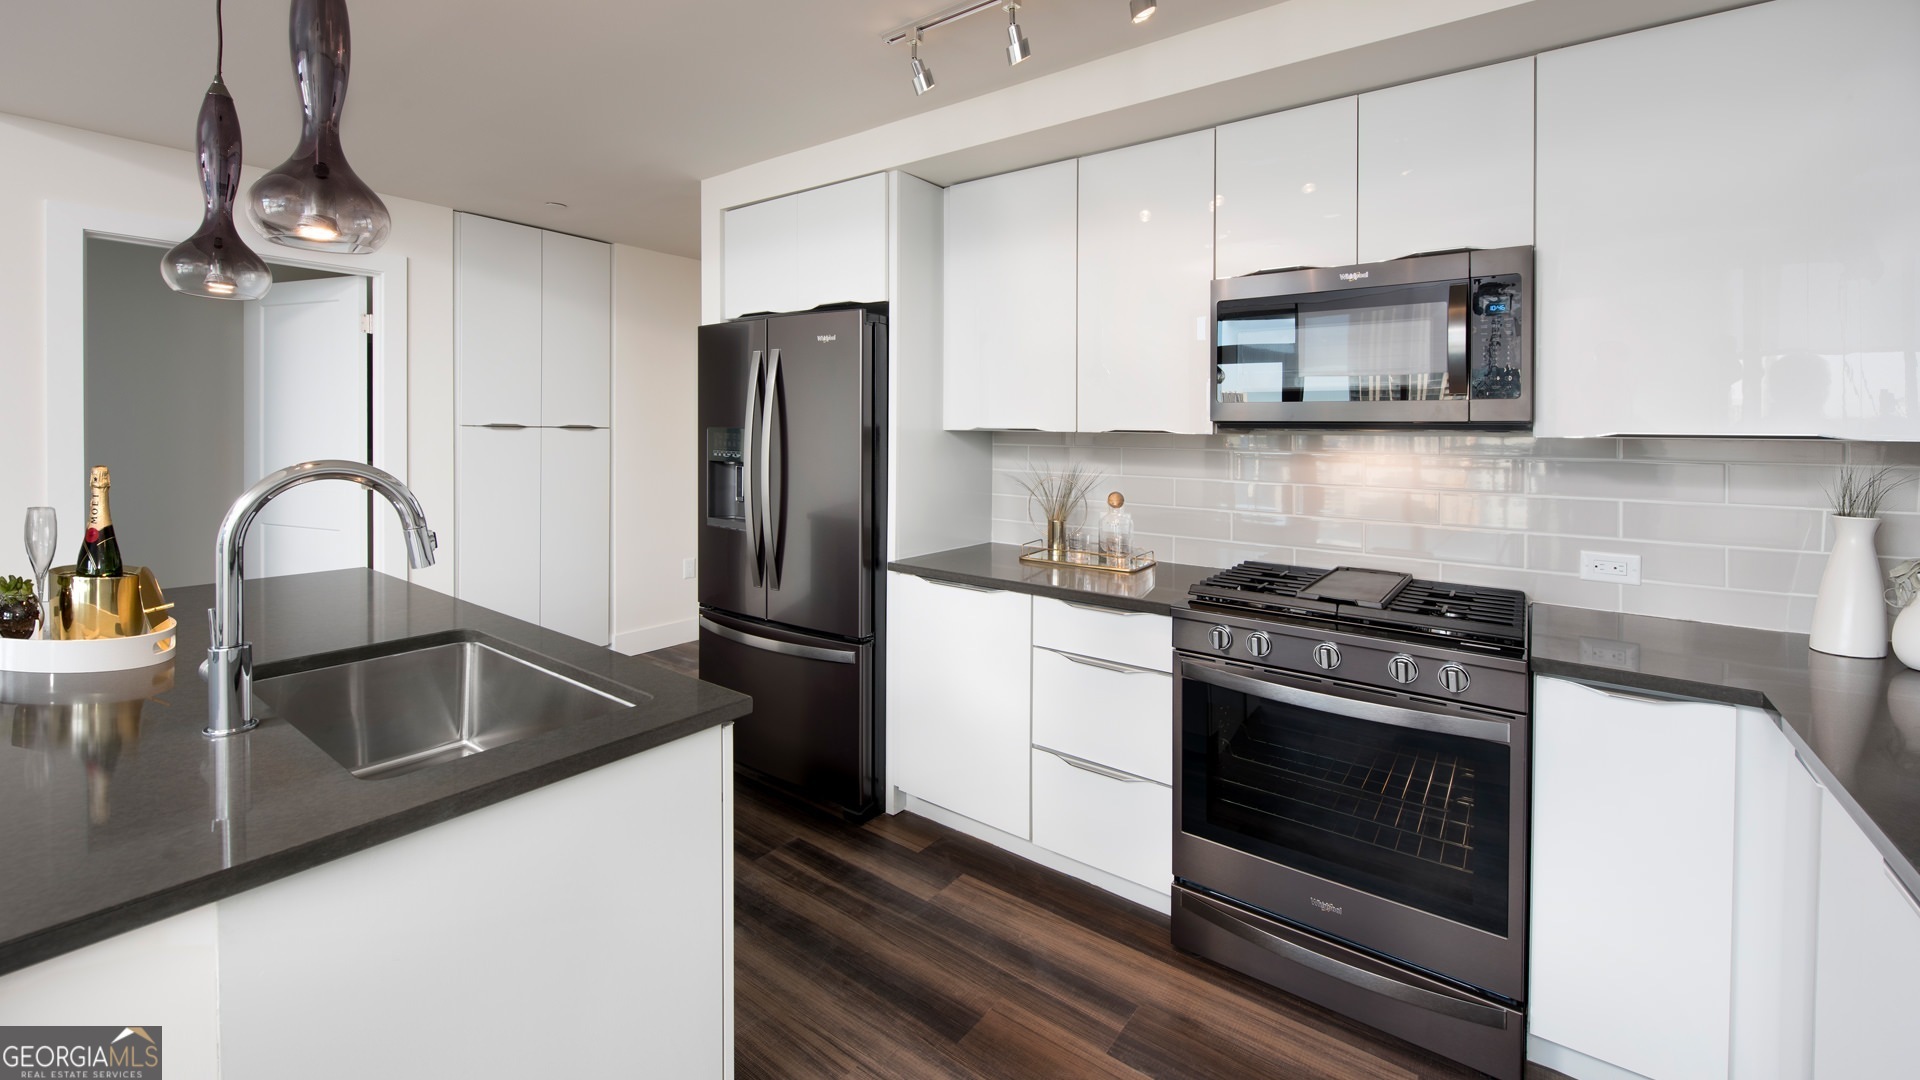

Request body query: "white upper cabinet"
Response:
[1535, 0, 1920, 438]
[1077, 130, 1215, 434]
[1215, 96, 1359, 277]
[722, 174, 888, 319]
[1358, 58, 1534, 264]
[794, 173, 889, 311]
[943, 160, 1078, 431]
[720, 195, 797, 319]
[455, 214, 543, 426]
[540, 231, 612, 428]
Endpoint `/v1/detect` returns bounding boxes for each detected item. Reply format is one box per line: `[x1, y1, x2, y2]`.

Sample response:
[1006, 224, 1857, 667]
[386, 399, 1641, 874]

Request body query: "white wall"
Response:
[83, 237, 244, 588]
[0, 111, 454, 594]
[609, 244, 701, 653]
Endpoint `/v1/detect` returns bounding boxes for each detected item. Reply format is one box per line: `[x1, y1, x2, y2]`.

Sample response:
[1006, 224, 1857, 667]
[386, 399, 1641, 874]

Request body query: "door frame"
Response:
[44, 201, 411, 577]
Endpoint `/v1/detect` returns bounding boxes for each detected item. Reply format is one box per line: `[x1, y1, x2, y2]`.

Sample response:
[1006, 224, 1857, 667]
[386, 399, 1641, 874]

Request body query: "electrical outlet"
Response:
[1578, 637, 1642, 668]
[1579, 550, 1641, 585]
[682, 557, 697, 580]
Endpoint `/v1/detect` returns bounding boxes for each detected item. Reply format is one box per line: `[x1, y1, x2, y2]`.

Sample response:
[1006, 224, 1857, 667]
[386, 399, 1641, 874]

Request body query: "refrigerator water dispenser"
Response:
[705, 426, 745, 527]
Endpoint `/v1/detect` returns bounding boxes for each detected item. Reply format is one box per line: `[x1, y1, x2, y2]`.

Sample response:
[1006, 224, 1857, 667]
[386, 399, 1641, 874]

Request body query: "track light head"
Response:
[1004, 4, 1031, 65]
[1130, 0, 1158, 23]
[909, 37, 936, 95]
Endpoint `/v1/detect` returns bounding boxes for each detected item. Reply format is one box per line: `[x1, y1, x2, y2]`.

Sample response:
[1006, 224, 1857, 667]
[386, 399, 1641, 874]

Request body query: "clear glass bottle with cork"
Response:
[1098, 491, 1134, 567]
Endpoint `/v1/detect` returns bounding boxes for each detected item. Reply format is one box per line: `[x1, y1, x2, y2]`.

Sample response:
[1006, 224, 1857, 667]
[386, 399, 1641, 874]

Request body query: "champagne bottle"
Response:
[74, 466, 125, 578]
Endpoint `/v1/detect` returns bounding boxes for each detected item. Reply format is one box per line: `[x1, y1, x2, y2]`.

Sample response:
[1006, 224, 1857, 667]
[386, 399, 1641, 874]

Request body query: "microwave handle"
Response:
[1446, 282, 1470, 398]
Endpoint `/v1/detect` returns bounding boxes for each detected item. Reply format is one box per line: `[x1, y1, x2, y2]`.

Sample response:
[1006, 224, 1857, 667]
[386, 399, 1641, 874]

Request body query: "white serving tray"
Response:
[0, 617, 177, 673]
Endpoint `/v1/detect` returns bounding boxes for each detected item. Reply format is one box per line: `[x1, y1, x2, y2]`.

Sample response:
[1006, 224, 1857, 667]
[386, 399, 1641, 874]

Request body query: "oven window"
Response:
[1181, 675, 1510, 936]
[1214, 284, 1465, 406]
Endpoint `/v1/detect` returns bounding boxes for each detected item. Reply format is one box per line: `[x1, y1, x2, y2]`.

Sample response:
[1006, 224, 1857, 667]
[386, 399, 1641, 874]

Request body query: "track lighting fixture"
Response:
[910, 36, 936, 95]
[1130, 0, 1158, 24]
[1004, 3, 1032, 65]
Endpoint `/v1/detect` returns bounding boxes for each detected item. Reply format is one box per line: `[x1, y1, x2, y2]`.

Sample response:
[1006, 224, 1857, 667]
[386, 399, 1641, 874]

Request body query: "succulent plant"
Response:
[0, 575, 33, 601]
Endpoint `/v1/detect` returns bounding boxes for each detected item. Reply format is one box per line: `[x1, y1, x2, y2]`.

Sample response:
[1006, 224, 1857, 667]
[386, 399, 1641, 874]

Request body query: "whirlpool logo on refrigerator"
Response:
[0, 1026, 161, 1078]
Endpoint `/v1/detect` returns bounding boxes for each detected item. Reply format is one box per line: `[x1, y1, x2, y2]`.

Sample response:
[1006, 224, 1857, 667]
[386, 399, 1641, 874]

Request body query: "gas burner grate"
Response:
[1187, 562, 1528, 657]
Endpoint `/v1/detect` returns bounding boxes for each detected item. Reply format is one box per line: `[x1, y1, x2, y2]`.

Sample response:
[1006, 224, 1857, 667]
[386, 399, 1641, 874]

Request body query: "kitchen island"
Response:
[0, 569, 749, 1078]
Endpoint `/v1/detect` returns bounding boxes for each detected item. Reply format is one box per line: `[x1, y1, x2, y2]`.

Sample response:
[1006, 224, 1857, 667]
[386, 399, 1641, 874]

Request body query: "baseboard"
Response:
[611, 618, 698, 656]
[1526, 1035, 1653, 1080]
[895, 791, 1172, 916]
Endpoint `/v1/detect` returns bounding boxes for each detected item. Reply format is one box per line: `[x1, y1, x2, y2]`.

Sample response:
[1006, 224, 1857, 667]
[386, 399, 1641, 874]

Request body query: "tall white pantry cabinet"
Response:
[454, 212, 613, 646]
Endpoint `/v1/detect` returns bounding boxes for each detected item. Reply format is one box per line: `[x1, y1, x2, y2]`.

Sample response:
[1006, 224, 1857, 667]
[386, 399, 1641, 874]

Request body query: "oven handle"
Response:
[1179, 890, 1510, 1028]
[1178, 657, 1511, 745]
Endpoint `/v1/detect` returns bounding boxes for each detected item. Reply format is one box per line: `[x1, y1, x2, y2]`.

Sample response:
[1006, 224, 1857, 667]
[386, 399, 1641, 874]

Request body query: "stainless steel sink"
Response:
[252, 635, 642, 779]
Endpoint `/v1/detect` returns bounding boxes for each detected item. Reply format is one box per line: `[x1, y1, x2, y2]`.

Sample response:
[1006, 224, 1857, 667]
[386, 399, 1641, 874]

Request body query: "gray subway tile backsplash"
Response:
[990, 432, 1920, 635]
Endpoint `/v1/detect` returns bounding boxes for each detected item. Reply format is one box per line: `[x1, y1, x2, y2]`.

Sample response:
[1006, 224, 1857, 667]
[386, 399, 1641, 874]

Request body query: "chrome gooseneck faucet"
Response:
[205, 460, 438, 737]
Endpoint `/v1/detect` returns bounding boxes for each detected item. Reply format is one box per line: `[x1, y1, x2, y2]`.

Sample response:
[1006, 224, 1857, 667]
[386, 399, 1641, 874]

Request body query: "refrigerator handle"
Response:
[762, 347, 782, 591]
[744, 349, 764, 587]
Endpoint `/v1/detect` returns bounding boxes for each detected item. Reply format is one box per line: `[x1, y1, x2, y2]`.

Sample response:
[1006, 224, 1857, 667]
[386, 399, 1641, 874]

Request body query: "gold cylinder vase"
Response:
[52, 568, 146, 640]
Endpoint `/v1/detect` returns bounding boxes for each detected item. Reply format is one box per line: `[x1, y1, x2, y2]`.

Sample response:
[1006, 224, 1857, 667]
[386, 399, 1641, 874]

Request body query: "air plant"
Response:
[1826, 467, 1914, 519]
[1014, 462, 1105, 525]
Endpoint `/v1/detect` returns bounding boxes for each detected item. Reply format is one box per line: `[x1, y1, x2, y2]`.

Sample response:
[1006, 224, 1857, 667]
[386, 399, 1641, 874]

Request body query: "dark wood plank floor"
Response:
[642, 642, 1564, 1080]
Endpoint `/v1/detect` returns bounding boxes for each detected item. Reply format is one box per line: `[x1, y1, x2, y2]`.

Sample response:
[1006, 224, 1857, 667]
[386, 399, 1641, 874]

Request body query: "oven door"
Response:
[1173, 653, 1526, 1000]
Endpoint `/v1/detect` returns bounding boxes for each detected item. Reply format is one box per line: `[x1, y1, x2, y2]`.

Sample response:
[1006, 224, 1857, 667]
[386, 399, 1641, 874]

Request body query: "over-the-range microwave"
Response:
[1210, 246, 1532, 429]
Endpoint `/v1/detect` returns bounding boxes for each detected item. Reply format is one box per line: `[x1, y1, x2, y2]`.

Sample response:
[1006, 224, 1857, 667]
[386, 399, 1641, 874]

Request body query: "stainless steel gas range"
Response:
[1171, 562, 1529, 1080]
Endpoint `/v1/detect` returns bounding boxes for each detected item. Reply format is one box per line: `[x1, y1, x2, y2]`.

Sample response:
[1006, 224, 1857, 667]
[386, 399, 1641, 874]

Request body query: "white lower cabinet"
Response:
[887, 572, 1033, 838]
[1813, 787, 1920, 1078]
[1031, 647, 1170, 785]
[1031, 747, 1171, 893]
[1530, 676, 1736, 1080]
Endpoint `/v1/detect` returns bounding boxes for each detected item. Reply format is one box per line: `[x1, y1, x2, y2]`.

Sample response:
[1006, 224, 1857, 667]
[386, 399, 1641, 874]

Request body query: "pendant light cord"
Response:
[215, 0, 224, 77]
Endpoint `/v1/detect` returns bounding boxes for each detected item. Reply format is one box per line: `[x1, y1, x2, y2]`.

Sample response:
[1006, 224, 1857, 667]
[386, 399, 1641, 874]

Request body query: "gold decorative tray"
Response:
[1018, 540, 1156, 574]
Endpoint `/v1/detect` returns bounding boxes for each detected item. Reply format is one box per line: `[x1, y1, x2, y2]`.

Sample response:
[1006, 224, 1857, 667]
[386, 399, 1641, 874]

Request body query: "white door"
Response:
[241, 276, 370, 580]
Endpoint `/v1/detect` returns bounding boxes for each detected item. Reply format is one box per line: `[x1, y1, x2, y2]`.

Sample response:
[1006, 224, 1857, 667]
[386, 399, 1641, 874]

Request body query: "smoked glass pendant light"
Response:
[247, 0, 391, 253]
[161, 0, 272, 301]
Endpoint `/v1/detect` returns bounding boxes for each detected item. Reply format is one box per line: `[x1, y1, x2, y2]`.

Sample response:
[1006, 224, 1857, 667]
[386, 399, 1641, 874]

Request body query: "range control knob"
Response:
[1208, 625, 1234, 653]
[1246, 632, 1272, 658]
[1438, 663, 1472, 694]
[1311, 642, 1342, 670]
[1387, 654, 1420, 684]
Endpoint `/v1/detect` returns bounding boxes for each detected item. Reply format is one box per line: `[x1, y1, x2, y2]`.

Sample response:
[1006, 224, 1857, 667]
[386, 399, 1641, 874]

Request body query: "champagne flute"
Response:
[24, 507, 56, 639]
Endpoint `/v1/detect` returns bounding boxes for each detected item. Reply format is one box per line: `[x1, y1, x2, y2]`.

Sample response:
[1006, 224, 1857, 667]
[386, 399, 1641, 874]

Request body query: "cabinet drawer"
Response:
[1031, 647, 1170, 784]
[1032, 596, 1171, 673]
[1032, 748, 1171, 893]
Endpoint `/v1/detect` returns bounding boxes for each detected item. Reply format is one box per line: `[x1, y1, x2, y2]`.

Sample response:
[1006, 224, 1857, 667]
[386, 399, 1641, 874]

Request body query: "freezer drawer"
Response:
[698, 609, 874, 816]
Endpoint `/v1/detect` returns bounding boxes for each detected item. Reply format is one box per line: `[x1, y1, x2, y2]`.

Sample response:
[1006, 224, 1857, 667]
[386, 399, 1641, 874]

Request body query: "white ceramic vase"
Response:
[1894, 601, 1920, 670]
[1808, 515, 1887, 658]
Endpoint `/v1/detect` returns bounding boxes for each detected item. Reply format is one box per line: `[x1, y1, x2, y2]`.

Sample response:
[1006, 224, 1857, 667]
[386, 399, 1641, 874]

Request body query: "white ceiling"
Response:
[0, 0, 1286, 257]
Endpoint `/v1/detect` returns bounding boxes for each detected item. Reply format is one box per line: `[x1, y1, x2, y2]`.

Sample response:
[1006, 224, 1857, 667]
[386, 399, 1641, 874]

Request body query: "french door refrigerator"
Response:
[697, 306, 886, 819]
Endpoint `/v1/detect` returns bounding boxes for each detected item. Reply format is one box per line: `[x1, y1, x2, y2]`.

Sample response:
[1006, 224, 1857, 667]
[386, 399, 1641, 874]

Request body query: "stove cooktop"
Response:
[1185, 562, 1529, 657]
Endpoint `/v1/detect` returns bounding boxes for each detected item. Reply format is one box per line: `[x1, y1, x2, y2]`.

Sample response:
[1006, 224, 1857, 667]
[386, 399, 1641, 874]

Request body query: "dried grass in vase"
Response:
[1015, 462, 1104, 554]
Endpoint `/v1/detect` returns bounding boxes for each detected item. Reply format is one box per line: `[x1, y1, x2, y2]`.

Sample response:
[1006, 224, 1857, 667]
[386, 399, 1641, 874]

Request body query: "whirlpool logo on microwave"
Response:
[0, 1026, 161, 1078]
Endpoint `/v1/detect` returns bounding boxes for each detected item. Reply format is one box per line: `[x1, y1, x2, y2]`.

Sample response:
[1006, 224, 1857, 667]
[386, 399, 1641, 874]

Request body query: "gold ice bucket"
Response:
[51, 566, 171, 641]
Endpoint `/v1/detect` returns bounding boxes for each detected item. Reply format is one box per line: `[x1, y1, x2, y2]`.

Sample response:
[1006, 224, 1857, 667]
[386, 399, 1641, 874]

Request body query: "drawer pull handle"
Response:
[1054, 650, 1155, 675]
[924, 578, 1001, 593]
[1062, 600, 1144, 616]
[1037, 745, 1151, 783]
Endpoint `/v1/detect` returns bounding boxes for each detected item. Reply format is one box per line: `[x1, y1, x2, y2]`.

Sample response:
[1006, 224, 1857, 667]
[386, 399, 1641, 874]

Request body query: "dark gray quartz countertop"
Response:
[1532, 603, 1920, 898]
[888, 543, 1220, 615]
[0, 569, 749, 977]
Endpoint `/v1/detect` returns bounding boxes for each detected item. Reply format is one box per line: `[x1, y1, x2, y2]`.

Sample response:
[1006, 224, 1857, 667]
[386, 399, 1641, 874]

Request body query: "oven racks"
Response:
[1220, 731, 1478, 872]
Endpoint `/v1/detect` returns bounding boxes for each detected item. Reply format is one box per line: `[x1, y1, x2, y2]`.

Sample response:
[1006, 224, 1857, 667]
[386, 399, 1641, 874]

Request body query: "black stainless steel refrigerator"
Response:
[697, 306, 886, 819]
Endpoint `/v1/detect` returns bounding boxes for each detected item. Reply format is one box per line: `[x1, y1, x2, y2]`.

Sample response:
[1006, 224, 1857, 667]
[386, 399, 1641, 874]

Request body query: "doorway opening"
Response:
[82, 237, 374, 589]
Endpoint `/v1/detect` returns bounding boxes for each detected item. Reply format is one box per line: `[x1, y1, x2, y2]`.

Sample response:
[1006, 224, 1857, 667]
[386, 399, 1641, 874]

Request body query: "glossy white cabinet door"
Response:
[1078, 130, 1215, 434]
[455, 425, 542, 626]
[722, 194, 798, 318]
[540, 231, 612, 428]
[886, 572, 1033, 838]
[1358, 58, 1534, 264]
[1031, 596, 1171, 673]
[944, 159, 1078, 431]
[1216, 96, 1359, 277]
[1813, 786, 1920, 1078]
[1030, 648, 1171, 785]
[1031, 748, 1171, 893]
[1729, 708, 1820, 1080]
[1529, 677, 1735, 1080]
[794, 173, 889, 311]
[1535, 0, 1920, 438]
[539, 426, 610, 646]
[455, 213, 543, 426]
